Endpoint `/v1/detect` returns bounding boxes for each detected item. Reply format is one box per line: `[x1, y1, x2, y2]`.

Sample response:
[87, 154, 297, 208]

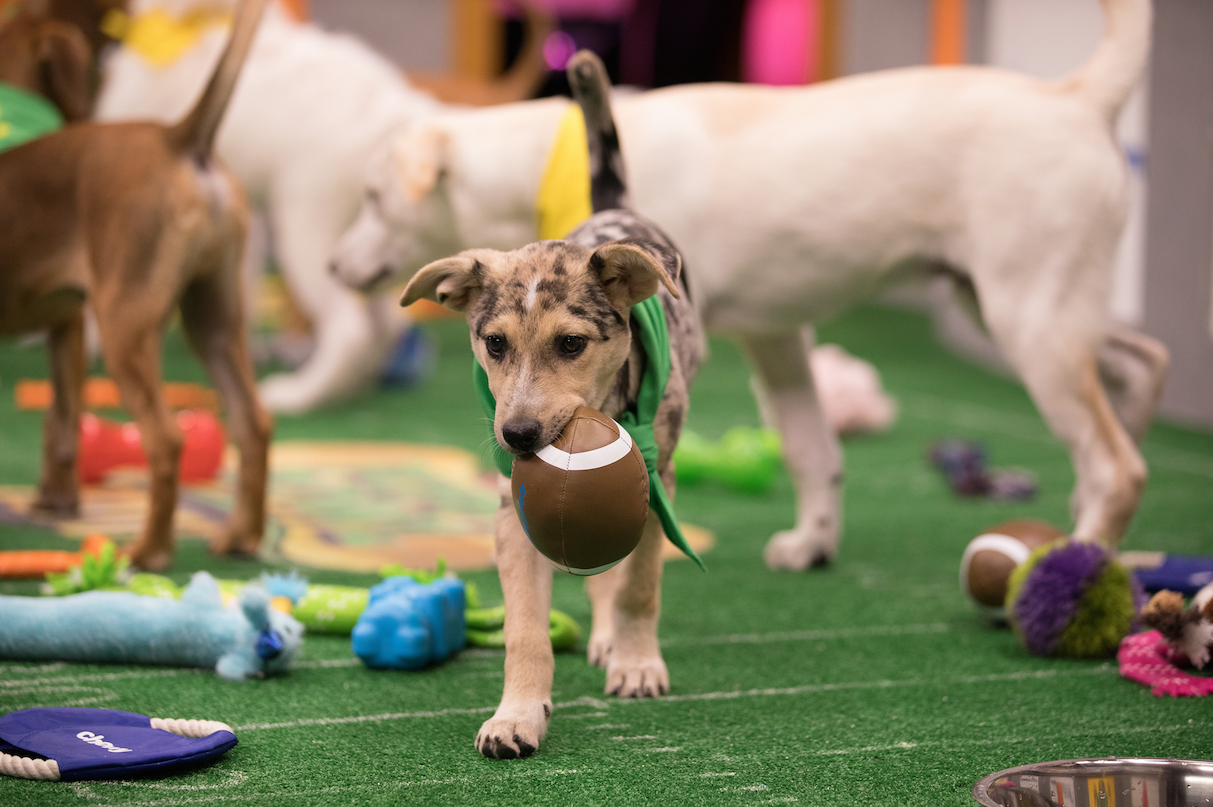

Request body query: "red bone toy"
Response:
[79, 410, 226, 484]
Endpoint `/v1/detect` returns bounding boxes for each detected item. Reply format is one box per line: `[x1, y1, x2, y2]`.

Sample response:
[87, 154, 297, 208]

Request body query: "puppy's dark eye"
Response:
[485, 335, 507, 358]
[559, 335, 587, 356]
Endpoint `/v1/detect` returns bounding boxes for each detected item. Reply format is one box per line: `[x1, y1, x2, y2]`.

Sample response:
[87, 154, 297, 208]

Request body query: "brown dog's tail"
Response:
[1063, 0, 1151, 121]
[567, 50, 627, 214]
[167, 0, 269, 159]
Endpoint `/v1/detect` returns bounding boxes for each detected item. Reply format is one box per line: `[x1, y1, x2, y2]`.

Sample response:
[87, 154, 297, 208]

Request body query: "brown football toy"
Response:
[511, 406, 650, 575]
[960, 519, 1067, 619]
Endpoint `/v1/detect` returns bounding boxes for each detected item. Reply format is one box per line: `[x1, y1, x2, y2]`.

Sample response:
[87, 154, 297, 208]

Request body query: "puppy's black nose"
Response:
[502, 420, 542, 452]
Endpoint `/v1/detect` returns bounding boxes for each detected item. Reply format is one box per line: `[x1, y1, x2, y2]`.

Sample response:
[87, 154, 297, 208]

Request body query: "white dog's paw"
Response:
[605, 651, 668, 698]
[258, 372, 324, 415]
[763, 526, 837, 571]
[587, 631, 612, 669]
[475, 701, 552, 759]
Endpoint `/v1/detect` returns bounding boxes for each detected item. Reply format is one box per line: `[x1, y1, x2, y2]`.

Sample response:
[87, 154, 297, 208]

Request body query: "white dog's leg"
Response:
[983, 306, 1146, 544]
[1097, 325, 1170, 444]
[741, 328, 843, 571]
[476, 485, 554, 759]
[602, 499, 669, 698]
[257, 203, 398, 413]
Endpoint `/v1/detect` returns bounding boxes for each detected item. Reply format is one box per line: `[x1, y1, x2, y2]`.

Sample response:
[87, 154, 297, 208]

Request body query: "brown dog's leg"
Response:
[96, 314, 181, 572]
[476, 481, 554, 759]
[180, 263, 272, 557]
[33, 311, 86, 517]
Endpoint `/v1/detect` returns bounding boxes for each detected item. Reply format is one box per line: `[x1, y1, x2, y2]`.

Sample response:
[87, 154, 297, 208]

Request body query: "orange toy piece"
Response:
[0, 533, 111, 578]
[15, 378, 220, 412]
[78, 410, 226, 484]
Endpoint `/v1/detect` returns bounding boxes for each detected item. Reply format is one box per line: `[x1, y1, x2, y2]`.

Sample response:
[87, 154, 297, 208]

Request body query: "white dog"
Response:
[94, 0, 443, 413]
[335, 0, 1168, 570]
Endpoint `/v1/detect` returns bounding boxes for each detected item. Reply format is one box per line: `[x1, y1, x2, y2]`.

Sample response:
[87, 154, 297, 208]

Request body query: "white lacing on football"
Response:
[150, 717, 234, 738]
[0, 751, 61, 780]
[535, 418, 633, 471]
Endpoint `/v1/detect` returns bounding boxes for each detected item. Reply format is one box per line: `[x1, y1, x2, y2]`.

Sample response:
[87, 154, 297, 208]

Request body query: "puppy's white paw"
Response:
[475, 700, 552, 759]
[587, 632, 612, 669]
[605, 652, 668, 698]
[763, 526, 837, 571]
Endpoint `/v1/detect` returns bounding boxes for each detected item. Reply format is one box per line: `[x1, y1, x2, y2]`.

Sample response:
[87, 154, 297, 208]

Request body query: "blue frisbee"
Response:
[0, 707, 237, 781]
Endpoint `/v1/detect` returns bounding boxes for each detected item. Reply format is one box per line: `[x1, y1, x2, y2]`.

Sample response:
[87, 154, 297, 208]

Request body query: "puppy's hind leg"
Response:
[476, 479, 554, 759]
[741, 328, 843, 571]
[33, 311, 86, 517]
[1097, 325, 1169, 444]
[179, 244, 273, 558]
[585, 564, 622, 668]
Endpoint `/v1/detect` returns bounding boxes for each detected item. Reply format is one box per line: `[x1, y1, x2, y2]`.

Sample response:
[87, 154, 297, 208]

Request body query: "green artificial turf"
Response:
[1, 305, 1211, 806]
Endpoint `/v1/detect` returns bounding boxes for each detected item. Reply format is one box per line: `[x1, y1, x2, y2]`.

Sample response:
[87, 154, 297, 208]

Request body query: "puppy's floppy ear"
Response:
[589, 238, 682, 309]
[392, 123, 448, 204]
[401, 249, 498, 312]
[37, 22, 92, 122]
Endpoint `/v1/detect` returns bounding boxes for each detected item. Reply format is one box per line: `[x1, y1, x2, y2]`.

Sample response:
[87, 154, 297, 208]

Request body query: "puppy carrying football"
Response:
[402, 51, 702, 759]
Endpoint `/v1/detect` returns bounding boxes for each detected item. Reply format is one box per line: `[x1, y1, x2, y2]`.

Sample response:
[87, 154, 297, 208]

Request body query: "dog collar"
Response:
[0, 82, 63, 154]
[473, 298, 705, 571]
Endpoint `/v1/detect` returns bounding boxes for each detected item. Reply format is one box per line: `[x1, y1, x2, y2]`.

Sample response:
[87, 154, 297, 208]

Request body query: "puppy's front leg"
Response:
[603, 503, 668, 698]
[476, 481, 554, 759]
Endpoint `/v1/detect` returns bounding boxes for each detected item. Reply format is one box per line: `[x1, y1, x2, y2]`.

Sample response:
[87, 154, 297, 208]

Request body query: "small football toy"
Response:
[960, 519, 1065, 619]
[511, 406, 649, 576]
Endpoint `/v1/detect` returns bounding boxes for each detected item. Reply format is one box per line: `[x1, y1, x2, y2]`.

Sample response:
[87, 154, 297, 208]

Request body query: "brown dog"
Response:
[0, 0, 271, 570]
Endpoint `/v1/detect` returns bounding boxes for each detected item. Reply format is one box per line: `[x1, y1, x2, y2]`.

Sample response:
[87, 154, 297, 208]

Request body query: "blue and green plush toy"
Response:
[0, 572, 303, 680]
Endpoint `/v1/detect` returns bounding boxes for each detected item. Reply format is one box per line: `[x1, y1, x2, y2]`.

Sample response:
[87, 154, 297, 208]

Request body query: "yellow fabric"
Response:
[534, 104, 593, 241]
[101, 7, 232, 68]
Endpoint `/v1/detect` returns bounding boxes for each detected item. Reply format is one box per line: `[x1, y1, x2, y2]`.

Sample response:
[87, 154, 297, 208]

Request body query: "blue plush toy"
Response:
[0, 572, 303, 680]
[352, 576, 466, 670]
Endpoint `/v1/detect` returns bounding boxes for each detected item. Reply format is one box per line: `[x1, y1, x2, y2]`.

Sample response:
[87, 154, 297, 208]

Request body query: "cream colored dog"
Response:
[337, 0, 1167, 573]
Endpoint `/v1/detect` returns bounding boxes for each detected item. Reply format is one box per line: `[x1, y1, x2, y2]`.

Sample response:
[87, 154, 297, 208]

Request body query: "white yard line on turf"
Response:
[660, 622, 950, 647]
[231, 665, 1119, 732]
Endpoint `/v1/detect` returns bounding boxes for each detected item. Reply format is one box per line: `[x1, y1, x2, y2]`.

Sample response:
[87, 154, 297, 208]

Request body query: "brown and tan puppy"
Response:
[403, 52, 704, 759]
[0, 0, 271, 571]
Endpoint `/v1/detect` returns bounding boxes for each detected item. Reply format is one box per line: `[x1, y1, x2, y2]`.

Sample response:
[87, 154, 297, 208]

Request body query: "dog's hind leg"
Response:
[585, 564, 620, 668]
[93, 304, 182, 572]
[979, 287, 1146, 545]
[1097, 325, 1169, 444]
[33, 311, 86, 517]
[476, 481, 554, 759]
[180, 247, 273, 558]
[741, 328, 843, 571]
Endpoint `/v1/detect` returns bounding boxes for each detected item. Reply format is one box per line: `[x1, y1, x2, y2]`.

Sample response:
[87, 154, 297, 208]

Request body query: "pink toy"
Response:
[742, 0, 821, 86]
[79, 411, 226, 485]
[1118, 630, 1213, 698]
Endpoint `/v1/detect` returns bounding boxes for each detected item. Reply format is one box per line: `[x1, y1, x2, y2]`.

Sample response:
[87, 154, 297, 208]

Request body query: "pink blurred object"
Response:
[1118, 630, 1213, 698]
[809, 344, 898, 435]
[494, 0, 635, 20]
[742, 0, 820, 86]
[78, 410, 226, 485]
[543, 30, 578, 70]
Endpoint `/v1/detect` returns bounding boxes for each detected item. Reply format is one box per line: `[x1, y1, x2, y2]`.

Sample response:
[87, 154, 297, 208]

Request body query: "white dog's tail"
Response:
[1064, 0, 1152, 119]
[567, 50, 629, 213]
[168, 0, 269, 159]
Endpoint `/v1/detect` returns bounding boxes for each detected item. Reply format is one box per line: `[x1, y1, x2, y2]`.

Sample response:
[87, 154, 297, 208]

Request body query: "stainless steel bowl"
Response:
[974, 758, 1213, 807]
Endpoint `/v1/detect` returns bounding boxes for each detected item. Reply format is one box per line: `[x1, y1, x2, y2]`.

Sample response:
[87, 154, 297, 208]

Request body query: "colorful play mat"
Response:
[0, 441, 713, 573]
